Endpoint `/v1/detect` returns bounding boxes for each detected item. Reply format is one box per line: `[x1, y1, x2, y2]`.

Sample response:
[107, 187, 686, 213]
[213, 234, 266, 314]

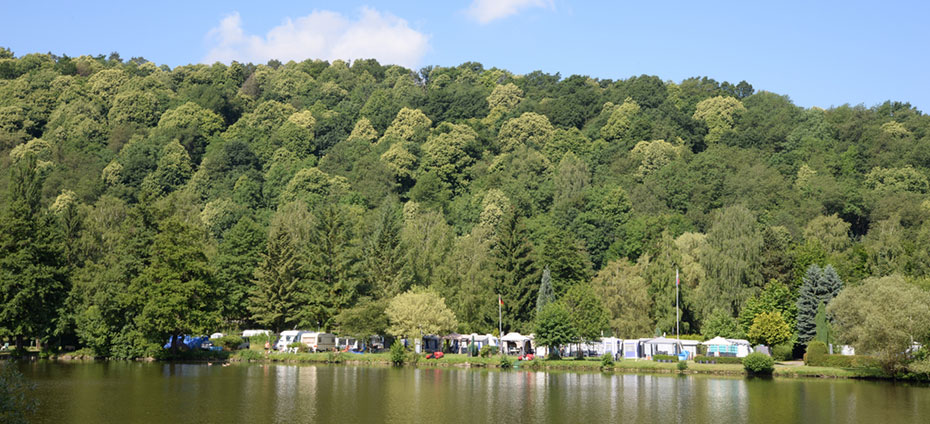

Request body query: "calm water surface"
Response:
[16, 361, 930, 423]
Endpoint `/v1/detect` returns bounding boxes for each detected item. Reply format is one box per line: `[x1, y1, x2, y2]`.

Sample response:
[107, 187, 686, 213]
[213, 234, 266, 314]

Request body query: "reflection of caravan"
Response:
[300, 332, 336, 352]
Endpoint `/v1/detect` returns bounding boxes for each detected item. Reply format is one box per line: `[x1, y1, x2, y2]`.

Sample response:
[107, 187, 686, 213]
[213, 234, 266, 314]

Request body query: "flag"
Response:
[499, 295, 503, 306]
[676, 269, 679, 286]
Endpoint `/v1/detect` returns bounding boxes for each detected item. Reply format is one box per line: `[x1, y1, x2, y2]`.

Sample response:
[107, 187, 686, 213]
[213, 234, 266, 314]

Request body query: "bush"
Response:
[600, 353, 614, 368]
[390, 340, 405, 366]
[693, 356, 743, 364]
[677, 360, 689, 371]
[653, 354, 679, 362]
[235, 350, 264, 361]
[326, 351, 346, 363]
[287, 342, 308, 353]
[772, 344, 793, 361]
[743, 352, 775, 374]
[479, 345, 498, 358]
[805, 341, 828, 366]
[807, 352, 880, 368]
[214, 335, 244, 351]
[499, 356, 513, 369]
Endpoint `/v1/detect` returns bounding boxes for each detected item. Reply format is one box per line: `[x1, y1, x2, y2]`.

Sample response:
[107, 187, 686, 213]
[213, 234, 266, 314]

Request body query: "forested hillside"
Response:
[2, 48, 929, 357]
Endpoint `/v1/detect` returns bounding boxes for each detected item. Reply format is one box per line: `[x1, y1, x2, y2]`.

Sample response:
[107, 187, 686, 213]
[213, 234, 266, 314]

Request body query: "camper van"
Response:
[275, 330, 307, 351]
[300, 332, 336, 352]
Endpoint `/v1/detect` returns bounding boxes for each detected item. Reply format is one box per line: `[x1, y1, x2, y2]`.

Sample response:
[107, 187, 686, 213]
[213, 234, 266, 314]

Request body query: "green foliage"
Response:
[677, 360, 689, 371]
[742, 352, 775, 374]
[385, 288, 458, 338]
[600, 353, 614, 367]
[492, 210, 538, 332]
[772, 343, 794, 361]
[0, 362, 37, 424]
[534, 302, 576, 354]
[213, 335, 244, 351]
[249, 334, 271, 351]
[479, 344, 499, 358]
[389, 339, 405, 365]
[2, 52, 930, 361]
[747, 311, 793, 347]
[828, 275, 930, 373]
[562, 283, 609, 343]
[701, 309, 744, 339]
[796, 264, 843, 345]
[804, 341, 828, 366]
[499, 355, 513, 368]
[738, 281, 797, 333]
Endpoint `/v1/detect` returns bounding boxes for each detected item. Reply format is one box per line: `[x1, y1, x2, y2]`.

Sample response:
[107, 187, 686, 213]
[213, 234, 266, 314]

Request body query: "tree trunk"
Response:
[170, 334, 179, 353]
[15, 334, 24, 351]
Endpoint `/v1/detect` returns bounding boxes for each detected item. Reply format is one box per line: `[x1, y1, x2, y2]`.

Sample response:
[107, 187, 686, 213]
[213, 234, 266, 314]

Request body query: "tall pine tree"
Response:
[0, 155, 67, 350]
[796, 264, 844, 345]
[249, 225, 303, 333]
[299, 203, 359, 331]
[492, 210, 539, 332]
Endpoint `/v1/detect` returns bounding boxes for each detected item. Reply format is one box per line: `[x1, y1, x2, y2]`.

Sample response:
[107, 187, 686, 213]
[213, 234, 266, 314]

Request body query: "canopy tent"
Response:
[500, 332, 532, 355]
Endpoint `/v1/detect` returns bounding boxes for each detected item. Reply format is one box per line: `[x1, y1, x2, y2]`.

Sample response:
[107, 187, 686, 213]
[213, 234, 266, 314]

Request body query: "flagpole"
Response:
[676, 268, 680, 342]
[498, 294, 503, 355]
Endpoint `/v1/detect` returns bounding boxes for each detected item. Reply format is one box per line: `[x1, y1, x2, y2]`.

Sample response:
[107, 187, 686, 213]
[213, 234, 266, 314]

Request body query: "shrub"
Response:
[805, 341, 828, 366]
[772, 344, 793, 361]
[600, 353, 614, 368]
[287, 342, 308, 353]
[693, 356, 742, 364]
[743, 352, 775, 374]
[326, 351, 346, 363]
[677, 360, 689, 371]
[479, 345, 498, 358]
[499, 356, 513, 369]
[808, 353, 880, 368]
[214, 335, 244, 351]
[653, 354, 679, 362]
[235, 350, 264, 361]
[390, 340, 405, 365]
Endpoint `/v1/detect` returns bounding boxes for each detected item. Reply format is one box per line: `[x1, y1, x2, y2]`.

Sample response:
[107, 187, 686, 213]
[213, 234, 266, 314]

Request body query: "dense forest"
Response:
[1, 47, 929, 359]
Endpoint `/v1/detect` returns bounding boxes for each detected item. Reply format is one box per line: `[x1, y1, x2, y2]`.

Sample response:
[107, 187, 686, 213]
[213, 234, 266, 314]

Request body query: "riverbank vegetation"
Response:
[1, 49, 930, 378]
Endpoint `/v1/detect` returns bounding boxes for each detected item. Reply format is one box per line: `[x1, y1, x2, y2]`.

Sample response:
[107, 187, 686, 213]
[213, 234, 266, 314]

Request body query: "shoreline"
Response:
[17, 351, 895, 381]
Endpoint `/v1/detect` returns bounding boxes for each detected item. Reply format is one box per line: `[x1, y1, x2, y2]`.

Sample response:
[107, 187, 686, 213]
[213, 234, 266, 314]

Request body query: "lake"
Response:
[15, 361, 930, 423]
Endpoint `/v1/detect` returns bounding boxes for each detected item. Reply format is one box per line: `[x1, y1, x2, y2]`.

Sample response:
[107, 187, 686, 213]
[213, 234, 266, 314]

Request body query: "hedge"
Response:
[804, 341, 878, 368]
[653, 354, 679, 362]
[693, 356, 742, 364]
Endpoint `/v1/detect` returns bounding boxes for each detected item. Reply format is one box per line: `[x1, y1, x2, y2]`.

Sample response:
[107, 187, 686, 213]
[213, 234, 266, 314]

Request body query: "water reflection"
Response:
[16, 362, 930, 424]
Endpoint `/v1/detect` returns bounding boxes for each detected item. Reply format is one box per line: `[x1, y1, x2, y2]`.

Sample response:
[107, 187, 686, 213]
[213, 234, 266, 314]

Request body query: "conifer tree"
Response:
[298, 203, 359, 331]
[249, 226, 303, 333]
[492, 210, 538, 332]
[0, 155, 67, 350]
[796, 264, 844, 345]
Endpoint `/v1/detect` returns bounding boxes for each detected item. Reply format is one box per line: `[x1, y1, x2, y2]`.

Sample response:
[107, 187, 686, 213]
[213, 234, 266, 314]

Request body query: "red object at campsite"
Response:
[433, 352, 444, 359]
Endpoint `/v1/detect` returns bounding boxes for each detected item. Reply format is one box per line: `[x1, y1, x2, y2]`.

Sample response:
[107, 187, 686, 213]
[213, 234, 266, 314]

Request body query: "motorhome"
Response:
[300, 332, 336, 352]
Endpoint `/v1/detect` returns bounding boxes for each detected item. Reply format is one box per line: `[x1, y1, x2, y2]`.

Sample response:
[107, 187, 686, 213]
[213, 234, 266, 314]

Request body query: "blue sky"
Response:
[3, 1, 927, 111]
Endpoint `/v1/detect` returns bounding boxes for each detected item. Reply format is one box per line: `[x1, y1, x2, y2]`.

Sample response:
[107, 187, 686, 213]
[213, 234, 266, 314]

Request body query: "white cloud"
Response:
[466, 0, 553, 24]
[203, 8, 429, 69]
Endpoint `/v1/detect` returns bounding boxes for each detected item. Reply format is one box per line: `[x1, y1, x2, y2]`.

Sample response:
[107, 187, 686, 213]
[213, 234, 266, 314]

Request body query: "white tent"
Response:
[500, 333, 531, 355]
